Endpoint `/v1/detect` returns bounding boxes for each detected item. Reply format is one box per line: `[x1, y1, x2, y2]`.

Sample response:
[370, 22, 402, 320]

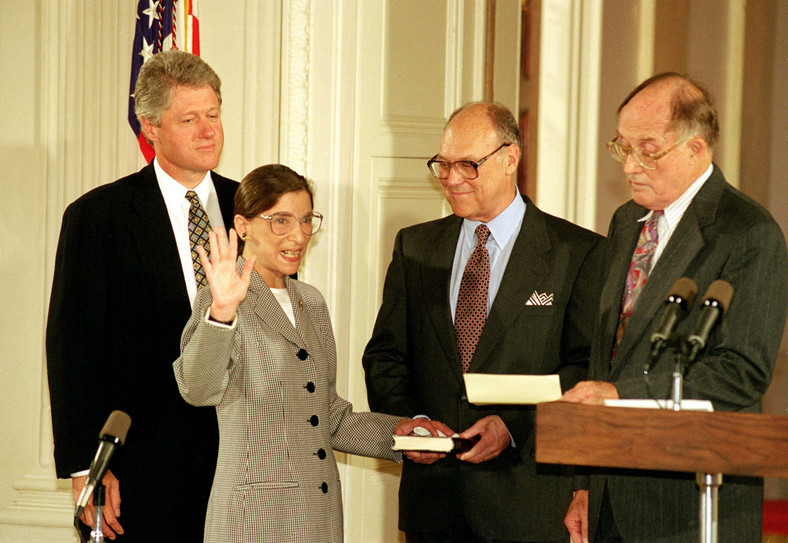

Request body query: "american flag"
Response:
[128, 0, 200, 161]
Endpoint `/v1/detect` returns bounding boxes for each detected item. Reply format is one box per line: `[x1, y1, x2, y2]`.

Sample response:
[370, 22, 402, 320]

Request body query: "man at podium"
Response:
[561, 73, 788, 542]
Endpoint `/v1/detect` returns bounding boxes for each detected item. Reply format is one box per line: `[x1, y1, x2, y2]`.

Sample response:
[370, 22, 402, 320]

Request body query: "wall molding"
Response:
[0, 473, 73, 528]
[280, 0, 311, 175]
[1, 0, 84, 531]
[536, 0, 602, 229]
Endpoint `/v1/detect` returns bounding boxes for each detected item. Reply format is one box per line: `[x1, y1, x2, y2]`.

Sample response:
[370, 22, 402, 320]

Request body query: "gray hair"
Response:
[134, 50, 222, 127]
[447, 101, 522, 152]
[618, 72, 719, 148]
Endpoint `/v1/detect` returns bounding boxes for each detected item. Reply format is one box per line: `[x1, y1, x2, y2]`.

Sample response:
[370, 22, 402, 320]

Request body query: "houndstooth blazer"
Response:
[174, 262, 402, 543]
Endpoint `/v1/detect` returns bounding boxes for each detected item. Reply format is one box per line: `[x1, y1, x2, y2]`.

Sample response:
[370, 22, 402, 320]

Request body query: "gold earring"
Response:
[239, 232, 247, 240]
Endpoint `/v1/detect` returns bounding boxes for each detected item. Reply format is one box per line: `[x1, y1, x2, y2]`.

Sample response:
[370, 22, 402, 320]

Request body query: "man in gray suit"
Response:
[363, 102, 604, 542]
[562, 73, 788, 543]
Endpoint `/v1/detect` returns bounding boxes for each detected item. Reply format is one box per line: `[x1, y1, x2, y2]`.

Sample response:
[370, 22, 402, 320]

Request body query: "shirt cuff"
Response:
[205, 307, 237, 328]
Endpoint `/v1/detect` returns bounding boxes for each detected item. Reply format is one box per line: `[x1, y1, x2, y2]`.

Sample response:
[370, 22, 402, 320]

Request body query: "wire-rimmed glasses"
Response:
[607, 135, 691, 171]
[257, 211, 323, 236]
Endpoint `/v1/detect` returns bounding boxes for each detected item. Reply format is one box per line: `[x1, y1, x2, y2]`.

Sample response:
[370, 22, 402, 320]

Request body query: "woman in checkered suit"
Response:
[174, 165, 421, 542]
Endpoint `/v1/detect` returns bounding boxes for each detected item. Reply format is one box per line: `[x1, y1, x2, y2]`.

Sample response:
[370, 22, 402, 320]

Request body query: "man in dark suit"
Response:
[363, 102, 604, 542]
[46, 50, 237, 541]
[562, 73, 788, 543]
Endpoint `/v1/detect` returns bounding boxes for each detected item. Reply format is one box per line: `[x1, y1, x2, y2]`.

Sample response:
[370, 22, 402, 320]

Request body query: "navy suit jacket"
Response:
[46, 162, 237, 542]
[586, 165, 788, 542]
[363, 195, 604, 541]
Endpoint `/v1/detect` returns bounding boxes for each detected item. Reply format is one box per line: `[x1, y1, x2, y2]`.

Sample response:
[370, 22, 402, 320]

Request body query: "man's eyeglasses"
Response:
[257, 211, 324, 236]
[607, 135, 691, 171]
[427, 143, 512, 180]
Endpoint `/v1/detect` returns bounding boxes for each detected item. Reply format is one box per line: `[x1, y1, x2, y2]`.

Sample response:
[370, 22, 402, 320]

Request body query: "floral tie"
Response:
[615, 211, 663, 350]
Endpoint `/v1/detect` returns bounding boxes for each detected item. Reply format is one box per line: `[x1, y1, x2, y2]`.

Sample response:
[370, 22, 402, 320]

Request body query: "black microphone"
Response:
[686, 280, 734, 363]
[645, 277, 697, 372]
[74, 410, 131, 520]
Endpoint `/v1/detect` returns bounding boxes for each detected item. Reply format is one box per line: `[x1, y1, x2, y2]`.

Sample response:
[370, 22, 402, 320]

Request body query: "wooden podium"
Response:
[536, 402, 788, 542]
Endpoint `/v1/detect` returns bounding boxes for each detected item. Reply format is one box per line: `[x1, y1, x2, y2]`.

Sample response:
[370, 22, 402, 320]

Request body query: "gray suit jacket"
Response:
[174, 265, 401, 543]
[587, 165, 788, 542]
[364, 196, 604, 541]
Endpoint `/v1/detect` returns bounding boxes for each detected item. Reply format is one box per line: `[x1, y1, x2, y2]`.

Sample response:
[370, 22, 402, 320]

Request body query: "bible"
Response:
[392, 434, 477, 453]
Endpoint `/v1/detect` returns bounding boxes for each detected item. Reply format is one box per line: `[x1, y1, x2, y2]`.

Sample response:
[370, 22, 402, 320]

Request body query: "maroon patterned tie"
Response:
[455, 225, 491, 372]
[615, 211, 663, 349]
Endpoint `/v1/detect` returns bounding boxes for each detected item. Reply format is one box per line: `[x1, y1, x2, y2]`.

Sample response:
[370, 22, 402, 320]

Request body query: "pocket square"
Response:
[526, 291, 553, 306]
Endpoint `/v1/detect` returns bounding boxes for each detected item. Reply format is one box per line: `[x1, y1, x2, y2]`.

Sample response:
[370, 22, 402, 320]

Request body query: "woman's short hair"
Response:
[235, 164, 315, 218]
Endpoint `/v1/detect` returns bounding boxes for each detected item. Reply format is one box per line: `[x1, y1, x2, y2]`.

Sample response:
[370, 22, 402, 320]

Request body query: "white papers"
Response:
[463, 373, 562, 405]
[603, 399, 714, 412]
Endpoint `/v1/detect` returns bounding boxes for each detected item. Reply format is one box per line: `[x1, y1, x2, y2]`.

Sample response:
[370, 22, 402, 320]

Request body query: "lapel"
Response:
[287, 277, 322, 356]
[417, 216, 464, 382]
[125, 166, 237, 320]
[597, 203, 645, 363]
[245, 262, 308, 351]
[213, 173, 239, 231]
[469, 196, 552, 373]
[611, 166, 726, 363]
[127, 163, 191, 317]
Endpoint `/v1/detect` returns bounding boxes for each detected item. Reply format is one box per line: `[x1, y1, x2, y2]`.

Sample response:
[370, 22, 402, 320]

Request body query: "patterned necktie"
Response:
[455, 224, 491, 372]
[615, 210, 663, 348]
[185, 190, 212, 288]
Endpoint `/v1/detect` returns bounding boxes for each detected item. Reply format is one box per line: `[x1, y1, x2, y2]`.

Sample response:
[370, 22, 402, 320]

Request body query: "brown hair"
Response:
[235, 164, 314, 218]
[618, 72, 719, 148]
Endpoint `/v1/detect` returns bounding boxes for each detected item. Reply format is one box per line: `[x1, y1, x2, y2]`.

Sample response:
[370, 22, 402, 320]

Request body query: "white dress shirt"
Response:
[449, 191, 526, 320]
[641, 163, 713, 270]
[154, 159, 227, 306]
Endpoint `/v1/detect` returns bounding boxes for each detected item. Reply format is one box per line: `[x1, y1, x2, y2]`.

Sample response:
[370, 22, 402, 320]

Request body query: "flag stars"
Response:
[138, 37, 155, 64]
[141, 0, 161, 29]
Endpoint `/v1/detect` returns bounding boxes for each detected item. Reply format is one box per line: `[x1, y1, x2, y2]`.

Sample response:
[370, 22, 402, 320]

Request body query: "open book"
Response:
[392, 434, 477, 453]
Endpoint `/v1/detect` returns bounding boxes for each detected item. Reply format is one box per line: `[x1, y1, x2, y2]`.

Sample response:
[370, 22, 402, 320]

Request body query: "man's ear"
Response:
[504, 143, 521, 175]
[689, 136, 707, 157]
[139, 116, 157, 146]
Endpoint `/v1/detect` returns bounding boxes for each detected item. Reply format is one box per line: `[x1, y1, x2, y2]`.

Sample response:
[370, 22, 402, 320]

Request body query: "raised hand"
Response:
[196, 228, 256, 322]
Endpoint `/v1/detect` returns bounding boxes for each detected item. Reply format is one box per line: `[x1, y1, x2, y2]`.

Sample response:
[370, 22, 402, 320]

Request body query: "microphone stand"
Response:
[697, 472, 722, 543]
[670, 347, 683, 411]
[90, 483, 106, 542]
[670, 338, 720, 543]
